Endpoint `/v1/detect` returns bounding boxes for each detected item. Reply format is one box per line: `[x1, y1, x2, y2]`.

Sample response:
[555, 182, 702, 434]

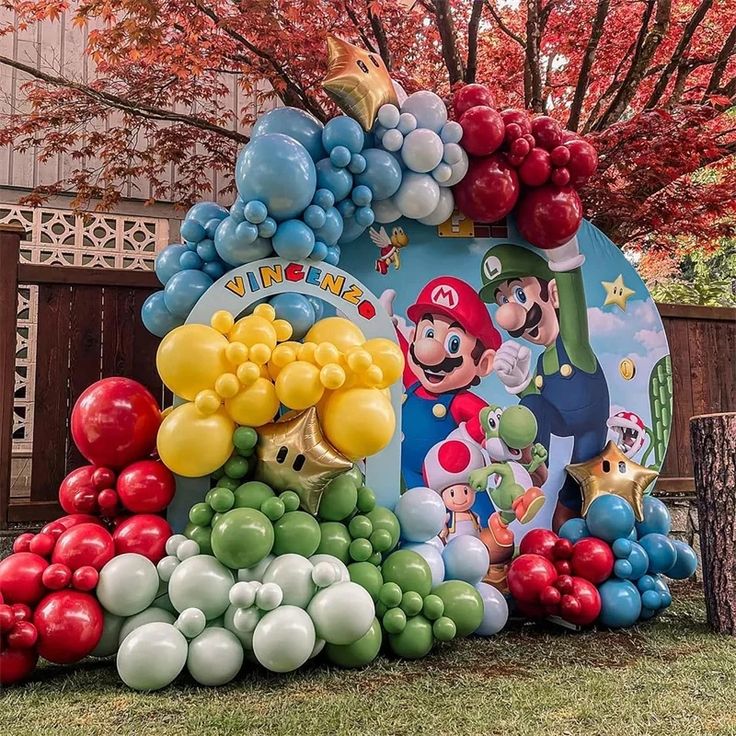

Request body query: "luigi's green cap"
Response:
[479, 244, 553, 303]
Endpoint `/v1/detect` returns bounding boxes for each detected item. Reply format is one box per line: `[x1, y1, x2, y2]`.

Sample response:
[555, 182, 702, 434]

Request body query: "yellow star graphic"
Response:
[601, 274, 636, 311]
[566, 441, 659, 521]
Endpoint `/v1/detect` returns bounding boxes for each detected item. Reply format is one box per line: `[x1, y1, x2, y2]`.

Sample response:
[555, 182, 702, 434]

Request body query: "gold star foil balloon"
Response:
[254, 407, 352, 514]
[322, 35, 398, 130]
[566, 441, 659, 521]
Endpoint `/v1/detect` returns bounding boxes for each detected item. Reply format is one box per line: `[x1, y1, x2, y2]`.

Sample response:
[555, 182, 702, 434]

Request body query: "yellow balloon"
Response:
[320, 363, 346, 390]
[225, 341, 249, 365]
[194, 389, 221, 415]
[297, 342, 318, 363]
[156, 324, 230, 400]
[305, 317, 365, 352]
[275, 361, 324, 410]
[346, 347, 372, 373]
[363, 338, 404, 389]
[237, 361, 261, 386]
[230, 315, 278, 349]
[225, 377, 279, 427]
[211, 310, 234, 334]
[157, 403, 234, 477]
[314, 341, 341, 367]
[320, 387, 395, 460]
[214, 373, 240, 399]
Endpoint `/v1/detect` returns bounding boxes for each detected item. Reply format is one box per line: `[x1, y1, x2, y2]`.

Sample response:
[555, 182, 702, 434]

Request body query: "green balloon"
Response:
[376, 600, 388, 618]
[211, 468, 225, 481]
[217, 477, 240, 492]
[378, 582, 402, 608]
[433, 616, 457, 641]
[273, 511, 321, 557]
[189, 502, 214, 527]
[382, 607, 406, 634]
[388, 615, 434, 659]
[348, 562, 384, 602]
[366, 506, 399, 550]
[233, 426, 258, 452]
[367, 551, 382, 566]
[344, 466, 364, 487]
[432, 581, 484, 637]
[234, 481, 275, 509]
[370, 529, 392, 553]
[211, 508, 274, 569]
[260, 497, 285, 521]
[280, 490, 300, 512]
[224, 455, 249, 480]
[382, 550, 432, 597]
[356, 486, 376, 513]
[317, 522, 352, 563]
[184, 522, 212, 555]
[422, 594, 444, 621]
[400, 591, 424, 617]
[209, 487, 235, 513]
[319, 475, 358, 521]
[348, 515, 373, 539]
[349, 538, 373, 562]
[325, 618, 382, 668]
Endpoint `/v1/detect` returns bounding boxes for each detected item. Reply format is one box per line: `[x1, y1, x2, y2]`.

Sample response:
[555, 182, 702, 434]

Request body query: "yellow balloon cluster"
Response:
[155, 308, 404, 476]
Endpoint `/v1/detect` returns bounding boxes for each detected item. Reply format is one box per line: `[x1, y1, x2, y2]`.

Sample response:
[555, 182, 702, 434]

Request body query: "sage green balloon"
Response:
[388, 614, 434, 659]
[184, 522, 213, 555]
[262, 553, 316, 608]
[252, 605, 316, 672]
[348, 562, 384, 602]
[117, 622, 188, 691]
[307, 582, 375, 645]
[382, 550, 432, 597]
[91, 611, 124, 657]
[344, 466, 364, 487]
[432, 580, 484, 636]
[325, 618, 382, 668]
[223, 604, 258, 649]
[211, 507, 274, 569]
[97, 553, 159, 617]
[234, 480, 275, 509]
[238, 554, 275, 583]
[167, 555, 234, 619]
[309, 554, 350, 582]
[119, 607, 176, 645]
[318, 475, 358, 521]
[316, 522, 352, 563]
[273, 511, 321, 557]
[186, 627, 244, 686]
[175, 607, 207, 639]
[366, 506, 400, 550]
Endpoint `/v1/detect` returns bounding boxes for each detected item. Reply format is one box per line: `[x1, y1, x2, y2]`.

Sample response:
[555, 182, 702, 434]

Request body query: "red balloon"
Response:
[519, 148, 552, 187]
[0, 552, 48, 605]
[51, 523, 115, 571]
[40, 522, 66, 541]
[70, 377, 161, 469]
[42, 563, 72, 591]
[501, 108, 532, 136]
[454, 154, 519, 222]
[550, 145, 571, 167]
[97, 488, 120, 515]
[7, 620, 38, 649]
[519, 528, 559, 559]
[113, 514, 172, 563]
[551, 167, 571, 187]
[29, 533, 55, 559]
[54, 513, 104, 530]
[71, 566, 99, 592]
[12, 603, 32, 622]
[553, 538, 574, 560]
[117, 460, 176, 514]
[508, 553, 557, 603]
[453, 83, 494, 117]
[0, 604, 14, 632]
[58, 465, 98, 514]
[559, 577, 601, 625]
[531, 115, 563, 150]
[571, 537, 615, 584]
[0, 647, 38, 685]
[459, 106, 505, 156]
[92, 467, 116, 490]
[515, 184, 583, 249]
[12, 533, 34, 554]
[565, 139, 598, 186]
[33, 590, 103, 664]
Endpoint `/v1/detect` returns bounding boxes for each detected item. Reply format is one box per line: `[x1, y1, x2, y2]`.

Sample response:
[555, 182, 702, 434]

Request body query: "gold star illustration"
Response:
[566, 441, 659, 521]
[255, 407, 352, 514]
[601, 274, 636, 311]
[322, 35, 398, 131]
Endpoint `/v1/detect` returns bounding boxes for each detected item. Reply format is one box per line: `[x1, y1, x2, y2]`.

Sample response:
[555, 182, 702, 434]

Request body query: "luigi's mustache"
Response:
[508, 302, 543, 338]
[410, 342, 464, 374]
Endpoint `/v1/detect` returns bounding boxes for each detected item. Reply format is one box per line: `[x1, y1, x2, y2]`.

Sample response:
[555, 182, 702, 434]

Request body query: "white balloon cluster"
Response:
[372, 91, 469, 226]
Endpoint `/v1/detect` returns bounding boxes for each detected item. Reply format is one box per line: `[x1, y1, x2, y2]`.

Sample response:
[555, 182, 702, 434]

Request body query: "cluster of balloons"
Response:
[450, 82, 597, 249]
[156, 308, 402, 477]
[508, 494, 697, 628]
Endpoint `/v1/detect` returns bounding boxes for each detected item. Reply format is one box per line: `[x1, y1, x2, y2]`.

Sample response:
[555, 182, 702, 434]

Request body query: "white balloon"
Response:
[444, 149, 470, 187]
[419, 188, 455, 226]
[308, 554, 350, 583]
[372, 198, 402, 224]
[440, 121, 463, 144]
[119, 607, 176, 645]
[229, 581, 257, 609]
[312, 562, 338, 588]
[402, 543, 446, 588]
[97, 554, 159, 617]
[176, 539, 200, 561]
[432, 163, 453, 184]
[377, 103, 400, 129]
[186, 627, 244, 686]
[394, 172, 440, 220]
[117, 622, 188, 691]
[224, 604, 259, 649]
[262, 554, 317, 608]
[253, 605, 316, 672]
[397, 112, 417, 135]
[400, 91, 447, 133]
[165, 534, 188, 557]
[175, 607, 207, 639]
[307, 582, 375, 645]
[168, 555, 234, 619]
[91, 612, 124, 658]
[157, 555, 180, 582]
[238, 554, 274, 583]
[382, 128, 403, 152]
[233, 606, 261, 633]
[401, 129, 444, 173]
[310, 638, 326, 659]
[392, 79, 408, 106]
[475, 582, 509, 636]
[256, 582, 283, 611]
[442, 142, 463, 165]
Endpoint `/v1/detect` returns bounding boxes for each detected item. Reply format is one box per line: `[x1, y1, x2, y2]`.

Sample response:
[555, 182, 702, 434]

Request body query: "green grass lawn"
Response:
[2, 583, 735, 736]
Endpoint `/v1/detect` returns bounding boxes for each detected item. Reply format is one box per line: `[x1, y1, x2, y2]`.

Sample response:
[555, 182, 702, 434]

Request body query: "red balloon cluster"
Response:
[0, 595, 39, 686]
[451, 83, 598, 249]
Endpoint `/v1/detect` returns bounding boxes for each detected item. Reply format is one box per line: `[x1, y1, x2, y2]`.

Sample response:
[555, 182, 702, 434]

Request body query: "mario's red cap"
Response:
[407, 276, 501, 351]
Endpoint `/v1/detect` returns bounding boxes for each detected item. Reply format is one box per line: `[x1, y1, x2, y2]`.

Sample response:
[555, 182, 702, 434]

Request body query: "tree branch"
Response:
[525, 0, 544, 111]
[465, 0, 484, 83]
[343, 1, 379, 59]
[366, 1, 393, 71]
[433, 0, 465, 85]
[704, 25, 736, 99]
[484, 0, 524, 47]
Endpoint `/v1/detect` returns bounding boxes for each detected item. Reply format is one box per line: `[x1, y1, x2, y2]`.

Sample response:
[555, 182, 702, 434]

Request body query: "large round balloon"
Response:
[113, 514, 172, 563]
[252, 107, 326, 161]
[252, 605, 316, 672]
[117, 621, 188, 691]
[96, 553, 160, 617]
[453, 154, 519, 223]
[0, 552, 48, 605]
[116, 459, 175, 514]
[51, 523, 115, 571]
[70, 378, 161, 468]
[515, 184, 583, 249]
[186, 627, 244, 686]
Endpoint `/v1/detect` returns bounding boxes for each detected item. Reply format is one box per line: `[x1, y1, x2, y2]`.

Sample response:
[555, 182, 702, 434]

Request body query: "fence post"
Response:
[0, 225, 23, 529]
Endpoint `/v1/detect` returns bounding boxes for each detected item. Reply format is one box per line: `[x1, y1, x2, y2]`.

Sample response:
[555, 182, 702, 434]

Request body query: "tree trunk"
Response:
[691, 412, 736, 635]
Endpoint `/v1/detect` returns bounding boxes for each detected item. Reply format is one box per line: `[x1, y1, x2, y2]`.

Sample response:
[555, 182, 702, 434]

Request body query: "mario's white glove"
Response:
[494, 341, 532, 394]
[546, 235, 585, 273]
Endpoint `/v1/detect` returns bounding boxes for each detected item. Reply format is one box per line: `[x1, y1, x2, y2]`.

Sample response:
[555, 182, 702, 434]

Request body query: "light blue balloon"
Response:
[395, 487, 446, 543]
[330, 145, 351, 168]
[236, 133, 316, 221]
[204, 218, 222, 240]
[349, 154, 366, 174]
[141, 291, 184, 337]
[322, 115, 364, 155]
[598, 579, 642, 628]
[155, 244, 187, 285]
[667, 540, 697, 580]
[400, 91, 448, 133]
[229, 198, 245, 223]
[324, 245, 341, 265]
[440, 121, 463, 144]
[397, 113, 417, 135]
[196, 240, 217, 263]
[641, 589, 661, 610]
[474, 582, 508, 636]
[202, 261, 227, 280]
[272, 219, 315, 259]
[307, 296, 325, 321]
[258, 217, 278, 239]
[303, 205, 327, 230]
[654, 576, 672, 607]
[351, 185, 373, 207]
[179, 251, 202, 271]
[442, 535, 489, 585]
[402, 543, 445, 588]
[186, 201, 229, 224]
[310, 241, 328, 262]
[215, 217, 273, 266]
[354, 206, 375, 228]
[244, 200, 268, 225]
[313, 207, 343, 246]
[337, 216, 367, 245]
[635, 496, 671, 537]
[163, 269, 213, 318]
[312, 188, 335, 210]
[269, 293, 315, 340]
[252, 107, 326, 161]
[559, 517, 590, 543]
[639, 533, 677, 574]
[337, 199, 356, 219]
[180, 220, 206, 244]
[315, 158, 353, 202]
[586, 495, 635, 542]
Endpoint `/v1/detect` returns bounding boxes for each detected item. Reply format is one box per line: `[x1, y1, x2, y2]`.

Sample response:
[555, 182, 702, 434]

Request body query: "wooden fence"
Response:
[1, 224, 735, 526]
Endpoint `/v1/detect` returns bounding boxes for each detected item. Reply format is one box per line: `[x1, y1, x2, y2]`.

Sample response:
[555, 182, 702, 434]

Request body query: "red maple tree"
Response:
[1, 0, 735, 261]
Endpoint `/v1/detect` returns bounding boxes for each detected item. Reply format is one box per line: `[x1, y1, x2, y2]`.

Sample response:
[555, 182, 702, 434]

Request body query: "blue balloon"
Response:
[229, 198, 245, 223]
[244, 200, 268, 225]
[258, 217, 278, 239]
[395, 487, 446, 543]
[303, 205, 327, 230]
[307, 296, 325, 321]
[313, 207, 343, 246]
[196, 239, 217, 263]
[310, 241, 328, 262]
[324, 245, 341, 266]
[272, 219, 314, 260]
[636, 574, 656, 593]
[613, 539, 649, 580]
[443, 535, 489, 585]
[180, 220, 206, 244]
[351, 185, 373, 207]
[202, 261, 226, 280]
[666, 540, 697, 579]
[163, 270, 213, 318]
[268, 293, 315, 340]
[236, 133, 316, 221]
[141, 291, 184, 337]
[474, 582, 509, 636]
[635, 496, 671, 537]
[315, 159, 353, 202]
[252, 107, 326, 161]
[639, 533, 677, 574]
[354, 206, 375, 228]
[338, 216, 367, 245]
[330, 145, 351, 168]
[641, 589, 661, 610]
[186, 201, 228, 224]
[614, 559, 633, 579]
[349, 154, 366, 174]
[204, 218, 222, 240]
[558, 518, 590, 544]
[312, 188, 335, 210]
[355, 148, 402, 201]
[214, 217, 273, 266]
[337, 199, 356, 219]
[654, 576, 672, 607]
[179, 251, 203, 271]
[155, 244, 187, 286]
[322, 116, 364, 155]
[598, 579, 642, 628]
[586, 495, 636, 542]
